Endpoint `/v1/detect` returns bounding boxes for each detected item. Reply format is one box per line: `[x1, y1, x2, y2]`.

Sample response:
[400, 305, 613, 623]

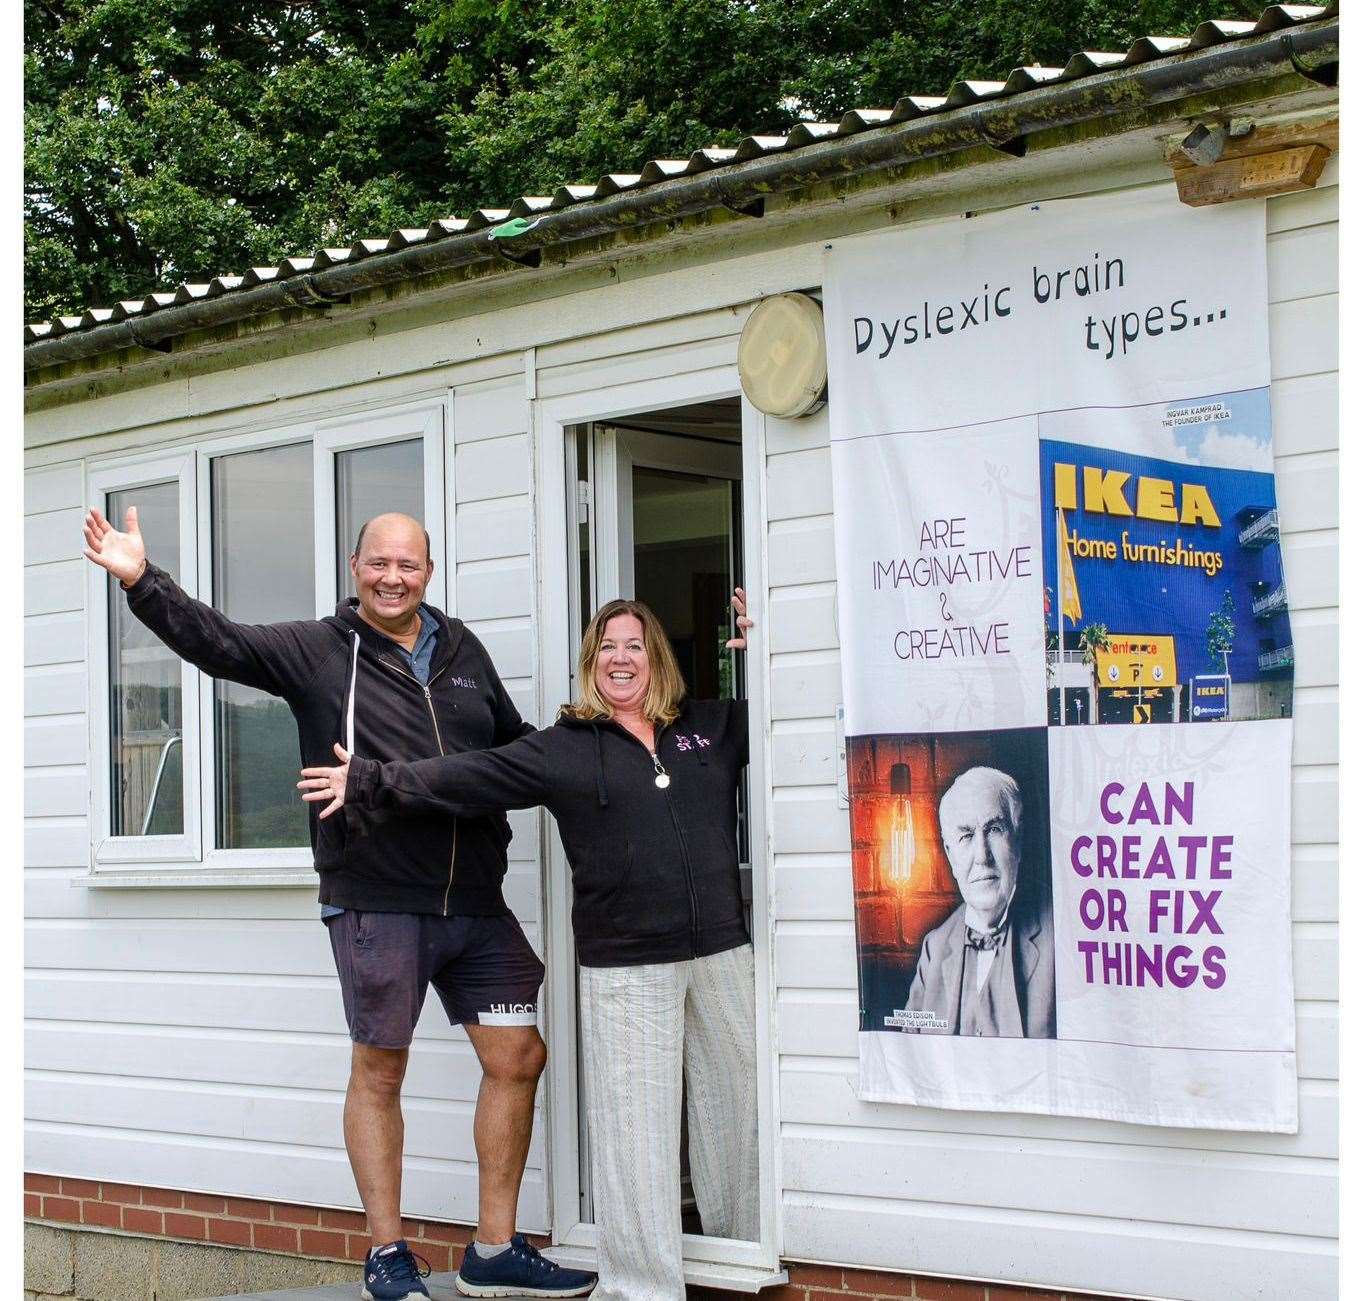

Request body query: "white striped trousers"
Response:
[580, 943, 760, 1301]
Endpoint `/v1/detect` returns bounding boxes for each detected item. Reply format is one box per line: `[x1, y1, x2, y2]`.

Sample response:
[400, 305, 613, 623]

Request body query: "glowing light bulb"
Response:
[885, 762, 915, 887]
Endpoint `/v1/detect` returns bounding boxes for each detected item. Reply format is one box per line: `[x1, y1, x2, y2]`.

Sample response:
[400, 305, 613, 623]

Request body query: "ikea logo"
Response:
[1054, 463, 1220, 528]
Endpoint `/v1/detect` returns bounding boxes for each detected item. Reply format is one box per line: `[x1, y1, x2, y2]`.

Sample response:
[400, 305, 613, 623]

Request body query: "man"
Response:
[906, 765, 1056, 1039]
[83, 507, 595, 1301]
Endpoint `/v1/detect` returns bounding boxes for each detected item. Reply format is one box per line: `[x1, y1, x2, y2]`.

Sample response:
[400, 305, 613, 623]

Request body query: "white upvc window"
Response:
[87, 398, 447, 878]
[87, 452, 201, 865]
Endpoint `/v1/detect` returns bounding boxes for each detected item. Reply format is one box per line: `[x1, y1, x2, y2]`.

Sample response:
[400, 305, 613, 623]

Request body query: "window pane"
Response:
[335, 440, 424, 600]
[108, 483, 183, 836]
[211, 443, 314, 849]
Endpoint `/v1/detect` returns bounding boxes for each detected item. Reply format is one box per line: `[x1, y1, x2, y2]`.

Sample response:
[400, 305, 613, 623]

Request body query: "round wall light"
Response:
[738, 292, 827, 419]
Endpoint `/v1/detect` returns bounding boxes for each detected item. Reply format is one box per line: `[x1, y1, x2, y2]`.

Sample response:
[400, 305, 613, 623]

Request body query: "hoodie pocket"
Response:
[313, 802, 349, 864]
[603, 842, 691, 940]
[696, 828, 744, 922]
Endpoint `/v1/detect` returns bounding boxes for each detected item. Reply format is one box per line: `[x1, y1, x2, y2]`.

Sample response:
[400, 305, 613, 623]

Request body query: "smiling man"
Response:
[905, 765, 1056, 1039]
[82, 507, 595, 1301]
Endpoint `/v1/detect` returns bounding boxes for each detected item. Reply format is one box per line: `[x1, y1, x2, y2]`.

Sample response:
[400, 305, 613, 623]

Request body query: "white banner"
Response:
[826, 189, 1297, 1130]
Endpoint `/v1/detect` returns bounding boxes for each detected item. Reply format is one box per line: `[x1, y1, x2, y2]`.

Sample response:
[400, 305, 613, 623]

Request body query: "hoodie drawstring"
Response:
[345, 632, 360, 755]
[591, 723, 609, 808]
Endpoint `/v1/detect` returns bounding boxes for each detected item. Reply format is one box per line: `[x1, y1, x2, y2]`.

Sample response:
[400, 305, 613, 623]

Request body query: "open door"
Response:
[567, 409, 753, 1234]
[542, 387, 781, 1291]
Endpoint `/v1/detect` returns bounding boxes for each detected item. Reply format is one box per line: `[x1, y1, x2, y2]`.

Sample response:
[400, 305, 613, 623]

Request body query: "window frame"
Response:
[85, 398, 449, 880]
[313, 400, 447, 614]
[86, 451, 202, 868]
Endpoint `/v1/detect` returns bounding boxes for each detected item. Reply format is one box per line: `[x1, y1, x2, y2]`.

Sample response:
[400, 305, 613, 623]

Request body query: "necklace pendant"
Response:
[654, 772, 671, 789]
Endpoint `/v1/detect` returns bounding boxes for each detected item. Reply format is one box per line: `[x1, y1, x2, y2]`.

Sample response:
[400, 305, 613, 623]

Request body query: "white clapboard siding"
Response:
[25, 1072, 546, 1166]
[22, 862, 541, 923]
[762, 181, 1338, 1299]
[27, 1022, 481, 1101]
[24, 1124, 547, 1230]
[24, 664, 88, 718]
[779, 1193, 1333, 1301]
[26, 819, 89, 869]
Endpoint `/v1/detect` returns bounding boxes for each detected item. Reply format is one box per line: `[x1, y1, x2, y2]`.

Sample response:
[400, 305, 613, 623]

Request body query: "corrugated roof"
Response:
[23, 3, 1336, 352]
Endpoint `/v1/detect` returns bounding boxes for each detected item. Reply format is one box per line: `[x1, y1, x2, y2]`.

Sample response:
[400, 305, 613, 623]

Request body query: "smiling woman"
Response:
[564, 600, 688, 744]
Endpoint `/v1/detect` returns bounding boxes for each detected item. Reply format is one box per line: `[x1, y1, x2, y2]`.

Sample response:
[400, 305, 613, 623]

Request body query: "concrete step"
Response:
[214, 1271, 464, 1300]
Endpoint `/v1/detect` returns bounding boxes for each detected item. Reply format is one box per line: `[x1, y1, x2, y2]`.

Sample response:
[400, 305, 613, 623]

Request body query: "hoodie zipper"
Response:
[375, 655, 458, 917]
[619, 724, 702, 957]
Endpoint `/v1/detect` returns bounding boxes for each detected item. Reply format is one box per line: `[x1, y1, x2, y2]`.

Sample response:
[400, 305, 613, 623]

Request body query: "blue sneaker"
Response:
[362, 1240, 430, 1301]
[455, 1233, 597, 1297]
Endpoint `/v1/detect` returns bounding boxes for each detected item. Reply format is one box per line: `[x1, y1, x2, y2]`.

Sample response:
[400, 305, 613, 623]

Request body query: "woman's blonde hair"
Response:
[561, 598, 686, 725]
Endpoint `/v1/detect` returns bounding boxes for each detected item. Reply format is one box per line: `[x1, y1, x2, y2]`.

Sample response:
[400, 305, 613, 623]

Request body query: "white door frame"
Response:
[532, 361, 783, 1287]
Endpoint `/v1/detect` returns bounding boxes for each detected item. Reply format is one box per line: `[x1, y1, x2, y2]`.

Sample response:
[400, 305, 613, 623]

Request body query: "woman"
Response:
[300, 594, 759, 1301]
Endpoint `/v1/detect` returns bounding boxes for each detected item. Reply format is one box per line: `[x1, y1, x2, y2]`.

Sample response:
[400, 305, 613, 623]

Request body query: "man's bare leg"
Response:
[345, 1043, 409, 1247]
[464, 1024, 547, 1243]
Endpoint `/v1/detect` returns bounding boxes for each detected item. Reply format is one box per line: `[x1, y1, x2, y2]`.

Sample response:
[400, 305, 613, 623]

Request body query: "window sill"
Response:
[76, 868, 317, 890]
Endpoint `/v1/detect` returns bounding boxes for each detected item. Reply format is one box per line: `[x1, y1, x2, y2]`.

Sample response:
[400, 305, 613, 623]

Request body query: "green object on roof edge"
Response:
[488, 217, 542, 240]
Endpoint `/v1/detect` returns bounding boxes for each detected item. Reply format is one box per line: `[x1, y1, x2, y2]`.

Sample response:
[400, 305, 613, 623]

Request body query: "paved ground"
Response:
[208, 1272, 463, 1300]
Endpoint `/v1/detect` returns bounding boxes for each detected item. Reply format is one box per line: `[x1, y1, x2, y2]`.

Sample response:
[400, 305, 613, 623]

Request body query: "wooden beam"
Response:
[1168, 116, 1336, 207]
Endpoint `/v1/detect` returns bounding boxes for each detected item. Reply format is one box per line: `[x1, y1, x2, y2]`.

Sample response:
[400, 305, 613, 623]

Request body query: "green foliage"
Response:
[1078, 622, 1111, 688]
[26, 0, 1257, 319]
[1205, 590, 1237, 671]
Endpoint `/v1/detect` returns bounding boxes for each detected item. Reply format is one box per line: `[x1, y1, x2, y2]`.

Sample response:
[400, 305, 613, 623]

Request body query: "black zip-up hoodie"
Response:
[124, 562, 533, 915]
[346, 697, 750, 966]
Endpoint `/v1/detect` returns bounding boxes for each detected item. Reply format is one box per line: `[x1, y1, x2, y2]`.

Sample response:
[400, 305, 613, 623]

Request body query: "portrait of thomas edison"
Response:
[905, 765, 1056, 1038]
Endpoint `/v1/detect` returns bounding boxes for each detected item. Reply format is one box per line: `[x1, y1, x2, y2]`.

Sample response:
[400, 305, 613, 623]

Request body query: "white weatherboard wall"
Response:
[766, 179, 1338, 1300]
[23, 372, 550, 1230]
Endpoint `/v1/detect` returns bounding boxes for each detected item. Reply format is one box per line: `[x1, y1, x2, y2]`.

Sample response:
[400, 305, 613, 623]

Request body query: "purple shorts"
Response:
[326, 910, 545, 1048]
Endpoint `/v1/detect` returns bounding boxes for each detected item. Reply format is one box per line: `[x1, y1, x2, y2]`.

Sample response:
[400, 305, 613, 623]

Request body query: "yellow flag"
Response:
[1057, 507, 1082, 624]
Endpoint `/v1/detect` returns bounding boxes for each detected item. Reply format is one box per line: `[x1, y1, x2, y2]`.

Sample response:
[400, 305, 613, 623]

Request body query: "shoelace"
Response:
[381, 1247, 431, 1286]
[510, 1236, 556, 1276]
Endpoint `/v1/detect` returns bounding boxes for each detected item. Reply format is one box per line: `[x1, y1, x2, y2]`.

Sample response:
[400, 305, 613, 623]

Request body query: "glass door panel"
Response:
[572, 418, 752, 1241]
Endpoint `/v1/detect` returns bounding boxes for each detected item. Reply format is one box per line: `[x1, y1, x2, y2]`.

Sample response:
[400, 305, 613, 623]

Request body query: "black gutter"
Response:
[24, 18, 1337, 374]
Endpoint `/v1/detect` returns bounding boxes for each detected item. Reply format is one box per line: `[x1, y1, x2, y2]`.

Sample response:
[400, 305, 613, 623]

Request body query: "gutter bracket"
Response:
[279, 275, 349, 309]
[973, 109, 1028, 158]
[125, 320, 173, 354]
[490, 239, 544, 269]
[1281, 32, 1338, 87]
[721, 197, 766, 219]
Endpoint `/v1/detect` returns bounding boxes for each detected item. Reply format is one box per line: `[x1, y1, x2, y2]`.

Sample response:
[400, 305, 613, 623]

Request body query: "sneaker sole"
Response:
[453, 1277, 595, 1298]
[361, 1289, 428, 1301]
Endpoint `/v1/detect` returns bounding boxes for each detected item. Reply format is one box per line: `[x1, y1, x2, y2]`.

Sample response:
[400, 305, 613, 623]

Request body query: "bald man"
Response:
[84, 508, 595, 1300]
[904, 765, 1056, 1039]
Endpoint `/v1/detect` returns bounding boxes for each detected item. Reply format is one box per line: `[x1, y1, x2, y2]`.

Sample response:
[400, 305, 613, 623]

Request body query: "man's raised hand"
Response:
[83, 506, 147, 587]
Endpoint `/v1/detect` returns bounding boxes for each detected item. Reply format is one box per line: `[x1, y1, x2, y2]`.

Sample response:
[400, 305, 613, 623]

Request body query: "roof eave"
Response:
[22, 14, 1338, 376]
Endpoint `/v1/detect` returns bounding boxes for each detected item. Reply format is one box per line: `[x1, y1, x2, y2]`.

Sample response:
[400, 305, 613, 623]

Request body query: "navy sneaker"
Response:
[455, 1233, 597, 1297]
[362, 1240, 431, 1301]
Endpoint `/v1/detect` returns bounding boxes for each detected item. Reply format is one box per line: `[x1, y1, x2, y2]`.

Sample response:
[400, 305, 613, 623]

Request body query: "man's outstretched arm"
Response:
[85, 505, 323, 700]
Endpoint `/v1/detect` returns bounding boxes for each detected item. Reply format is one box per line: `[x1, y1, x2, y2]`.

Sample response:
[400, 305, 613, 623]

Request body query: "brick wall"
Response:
[705, 1265, 1104, 1300]
[25, 1175, 1104, 1300]
[22, 1174, 505, 1276]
